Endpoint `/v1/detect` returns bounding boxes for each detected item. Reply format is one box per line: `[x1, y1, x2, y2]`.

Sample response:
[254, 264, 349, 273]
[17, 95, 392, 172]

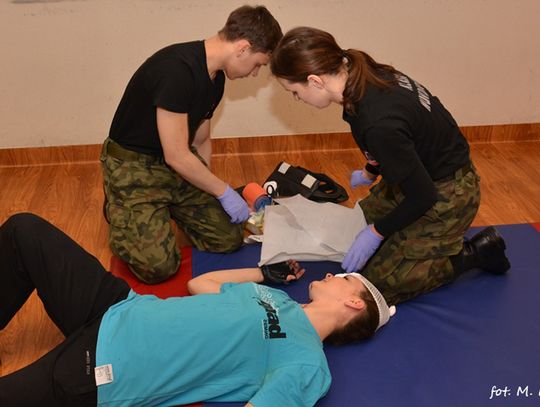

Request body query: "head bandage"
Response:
[335, 273, 396, 330]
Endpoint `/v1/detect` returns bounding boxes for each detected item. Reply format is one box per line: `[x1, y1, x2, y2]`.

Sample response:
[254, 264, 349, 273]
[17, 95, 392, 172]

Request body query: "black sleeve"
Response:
[148, 61, 194, 113]
[374, 163, 438, 237]
[365, 162, 380, 176]
[364, 123, 419, 185]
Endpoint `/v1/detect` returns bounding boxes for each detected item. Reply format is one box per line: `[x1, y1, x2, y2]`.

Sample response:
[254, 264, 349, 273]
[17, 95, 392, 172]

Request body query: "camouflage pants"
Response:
[360, 165, 480, 305]
[100, 138, 243, 284]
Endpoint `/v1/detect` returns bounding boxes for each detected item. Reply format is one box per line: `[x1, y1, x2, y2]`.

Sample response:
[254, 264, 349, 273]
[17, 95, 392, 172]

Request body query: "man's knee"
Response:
[194, 224, 243, 253]
[217, 225, 243, 252]
[107, 205, 182, 283]
[111, 238, 181, 284]
[124, 251, 181, 284]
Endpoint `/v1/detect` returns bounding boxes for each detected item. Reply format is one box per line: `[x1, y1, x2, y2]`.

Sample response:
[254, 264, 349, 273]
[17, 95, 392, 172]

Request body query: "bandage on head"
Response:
[335, 273, 396, 330]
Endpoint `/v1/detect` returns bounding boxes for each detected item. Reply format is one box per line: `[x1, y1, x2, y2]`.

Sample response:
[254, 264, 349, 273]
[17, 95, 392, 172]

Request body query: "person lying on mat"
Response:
[100, 5, 283, 285]
[0, 213, 394, 407]
[270, 27, 511, 305]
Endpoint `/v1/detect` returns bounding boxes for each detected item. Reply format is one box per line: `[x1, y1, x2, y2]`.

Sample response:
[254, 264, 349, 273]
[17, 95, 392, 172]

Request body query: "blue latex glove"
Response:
[217, 185, 250, 223]
[342, 225, 383, 273]
[350, 169, 376, 188]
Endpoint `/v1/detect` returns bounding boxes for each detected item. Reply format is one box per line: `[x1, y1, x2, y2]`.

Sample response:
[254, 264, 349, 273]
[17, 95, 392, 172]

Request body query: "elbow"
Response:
[163, 154, 191, 178]
[187, 278, 198, 295]
[162, 146, 190, 171]
[163, 152, 180, 169]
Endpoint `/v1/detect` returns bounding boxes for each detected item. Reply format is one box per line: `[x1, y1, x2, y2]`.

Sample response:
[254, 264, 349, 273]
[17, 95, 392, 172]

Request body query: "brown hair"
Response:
[270, 26, 397, 115]
[219, 5, 283, 54]
[324, 289, 379, 346]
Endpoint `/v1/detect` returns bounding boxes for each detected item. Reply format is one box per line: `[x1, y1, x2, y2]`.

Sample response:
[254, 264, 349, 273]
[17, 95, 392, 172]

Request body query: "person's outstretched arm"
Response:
[187, 261, 305, 295]
[188, 267, 263, 295]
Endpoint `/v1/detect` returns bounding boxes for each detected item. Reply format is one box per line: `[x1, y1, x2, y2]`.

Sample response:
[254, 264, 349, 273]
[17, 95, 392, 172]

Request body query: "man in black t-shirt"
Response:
[101, 6, 282, 283]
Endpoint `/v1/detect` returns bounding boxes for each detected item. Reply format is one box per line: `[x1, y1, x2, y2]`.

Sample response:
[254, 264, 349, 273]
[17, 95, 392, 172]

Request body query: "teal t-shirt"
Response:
[96, 283, 331, 406]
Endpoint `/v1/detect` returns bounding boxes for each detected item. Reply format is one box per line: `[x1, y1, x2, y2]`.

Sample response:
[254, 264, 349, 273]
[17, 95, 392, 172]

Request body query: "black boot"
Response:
[450, 226, 511, 275]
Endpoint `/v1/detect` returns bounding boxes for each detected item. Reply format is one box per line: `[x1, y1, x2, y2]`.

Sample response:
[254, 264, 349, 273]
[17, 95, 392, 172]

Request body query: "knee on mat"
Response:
[202, 228, 243, 253]
[127, 254, 180, 285]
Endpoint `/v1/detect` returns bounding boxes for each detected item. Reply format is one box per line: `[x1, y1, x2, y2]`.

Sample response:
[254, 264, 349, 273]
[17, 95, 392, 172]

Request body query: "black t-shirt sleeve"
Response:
[364, 121, 420, 185]
[374, 163, 438, 237]
[147, 61, 193, 113]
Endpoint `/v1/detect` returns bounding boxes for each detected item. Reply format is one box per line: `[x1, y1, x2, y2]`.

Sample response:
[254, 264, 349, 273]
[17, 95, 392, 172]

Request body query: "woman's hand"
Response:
[342, 225, 383, 273]
[261, 260, 306, 284]
[350, 169, 377, 187]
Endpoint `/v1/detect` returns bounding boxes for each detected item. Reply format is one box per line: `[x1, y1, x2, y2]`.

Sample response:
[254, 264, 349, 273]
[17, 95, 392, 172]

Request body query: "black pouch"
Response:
[263, 161, 349, 203]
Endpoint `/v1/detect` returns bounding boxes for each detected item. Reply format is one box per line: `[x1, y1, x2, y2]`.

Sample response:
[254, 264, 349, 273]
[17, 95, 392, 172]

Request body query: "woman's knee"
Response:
[4, 212, 46, 230]
[1, 213, 56, 243]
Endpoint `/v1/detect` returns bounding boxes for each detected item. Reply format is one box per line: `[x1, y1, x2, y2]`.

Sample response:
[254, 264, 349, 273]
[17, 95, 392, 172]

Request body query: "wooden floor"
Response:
[1, 139, 540, 377]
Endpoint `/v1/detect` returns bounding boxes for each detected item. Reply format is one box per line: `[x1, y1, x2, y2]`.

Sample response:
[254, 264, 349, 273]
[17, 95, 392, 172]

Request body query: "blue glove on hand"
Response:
[342, 225, 383, 273]
[217, 186, 250, 224]
[350, 169, 376, 188]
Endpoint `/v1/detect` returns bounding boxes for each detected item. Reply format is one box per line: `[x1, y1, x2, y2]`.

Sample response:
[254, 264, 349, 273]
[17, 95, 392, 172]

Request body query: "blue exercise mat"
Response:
[192, 224, 540, 407]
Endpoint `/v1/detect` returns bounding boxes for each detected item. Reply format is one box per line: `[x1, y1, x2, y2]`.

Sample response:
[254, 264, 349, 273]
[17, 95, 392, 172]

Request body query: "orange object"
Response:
[242, 182, 268, 210]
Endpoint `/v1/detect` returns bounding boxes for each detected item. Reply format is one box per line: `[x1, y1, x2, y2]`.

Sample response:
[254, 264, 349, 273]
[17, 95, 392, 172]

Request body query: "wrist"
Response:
[363, 169, 377, 180]
[369, 224, 384, 239]
[216, 183, 230, 199]
[254, 268, 265, 283]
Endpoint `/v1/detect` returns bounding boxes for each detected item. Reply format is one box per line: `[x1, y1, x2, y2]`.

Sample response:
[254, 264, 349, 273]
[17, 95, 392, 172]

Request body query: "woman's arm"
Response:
[374, 163, 438, 237]
[187, 267, 264, 295]
[187, 261, 305, 295]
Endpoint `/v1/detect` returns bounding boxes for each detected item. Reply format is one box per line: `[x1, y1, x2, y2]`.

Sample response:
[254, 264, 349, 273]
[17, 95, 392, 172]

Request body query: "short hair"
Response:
[324, 289, 379, 346]
[218, 5, 283, 53]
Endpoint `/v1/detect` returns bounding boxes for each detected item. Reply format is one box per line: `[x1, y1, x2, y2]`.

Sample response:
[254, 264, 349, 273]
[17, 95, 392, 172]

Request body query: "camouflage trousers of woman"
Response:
[359, 164, 480, 306]
[100, 138, 243, 284]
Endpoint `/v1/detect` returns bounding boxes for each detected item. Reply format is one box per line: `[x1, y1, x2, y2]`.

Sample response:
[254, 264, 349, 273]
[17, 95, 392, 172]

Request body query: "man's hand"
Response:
[342, 225, 383, 273]
[217, 186, 250, 223]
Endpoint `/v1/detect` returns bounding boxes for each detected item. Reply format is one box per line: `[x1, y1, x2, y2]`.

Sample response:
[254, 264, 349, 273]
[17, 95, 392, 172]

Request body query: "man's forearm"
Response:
[167, 151, 227, 197]
[157, 110, 224, 196]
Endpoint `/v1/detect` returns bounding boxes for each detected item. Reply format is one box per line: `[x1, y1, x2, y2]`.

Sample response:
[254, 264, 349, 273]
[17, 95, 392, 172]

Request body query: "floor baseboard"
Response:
[1, 122, 539, 167]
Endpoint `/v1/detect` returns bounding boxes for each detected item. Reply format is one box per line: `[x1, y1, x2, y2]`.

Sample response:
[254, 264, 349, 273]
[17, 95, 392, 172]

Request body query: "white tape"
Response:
[278, 162, 291, 174]
[301, 174, 317, 188]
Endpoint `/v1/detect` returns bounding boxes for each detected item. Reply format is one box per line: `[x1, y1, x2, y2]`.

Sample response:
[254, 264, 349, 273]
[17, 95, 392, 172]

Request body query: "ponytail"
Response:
[342, 49, 397, 115]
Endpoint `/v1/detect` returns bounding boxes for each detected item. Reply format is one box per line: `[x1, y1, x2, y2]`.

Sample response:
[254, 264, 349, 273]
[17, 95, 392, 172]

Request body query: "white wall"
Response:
[1, 0, 539, 148]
